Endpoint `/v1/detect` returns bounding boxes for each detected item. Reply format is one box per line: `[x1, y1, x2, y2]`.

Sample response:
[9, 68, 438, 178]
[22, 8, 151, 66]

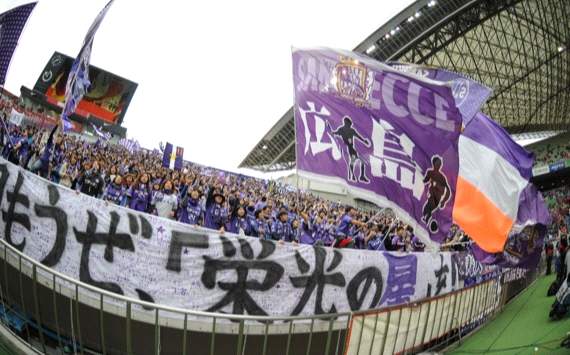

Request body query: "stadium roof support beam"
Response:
[240, 0, 570, 171]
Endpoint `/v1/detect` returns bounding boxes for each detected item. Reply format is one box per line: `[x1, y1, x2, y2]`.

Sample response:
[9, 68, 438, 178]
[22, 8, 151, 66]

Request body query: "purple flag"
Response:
[387, 63, 492, 125]
[0, 2, 37, 86]
[60, 0, 114, 131]
[293, 48, 469, 246]
[162, 142, 172, 169]
[174, 146, 184, 171]
[162, 142, 184, 170]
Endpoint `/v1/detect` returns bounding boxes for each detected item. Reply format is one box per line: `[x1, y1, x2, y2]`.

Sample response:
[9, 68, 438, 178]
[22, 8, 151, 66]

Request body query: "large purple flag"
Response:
[0, 2, 37, 86]
[293, 48, 469, 247]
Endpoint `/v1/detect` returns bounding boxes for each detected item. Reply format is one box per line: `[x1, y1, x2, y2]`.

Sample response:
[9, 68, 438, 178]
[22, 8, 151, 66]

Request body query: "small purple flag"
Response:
[292, 48, 474, 247]
[162, 142, 184, 170]
[174, 146, 184, 171]
[0, 2, 37, 86]
[60, 0, 114, 131]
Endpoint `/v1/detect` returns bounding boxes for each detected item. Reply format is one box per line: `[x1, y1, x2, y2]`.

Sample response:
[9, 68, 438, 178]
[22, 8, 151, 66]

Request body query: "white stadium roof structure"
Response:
[239, 0, 570, 172]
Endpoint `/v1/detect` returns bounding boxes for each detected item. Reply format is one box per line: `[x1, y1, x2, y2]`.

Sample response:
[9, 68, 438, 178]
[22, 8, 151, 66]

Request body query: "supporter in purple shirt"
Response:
[411, 234, 425, 252]
[227, 205, 250, 235]
[310, 210, 330, 244]
[366, 225, 385, 251]
[129, 173, 151, 212]
[204, 187, 228, 232]
[103, 175, 127, 206]
[270, 210, 294, 242]
[333, 206, 366, 248]
[391, 226, 407, 252]
[178, 188, 204, 226]
[291, 219, 306, 243]
[250, 208, 270, 239]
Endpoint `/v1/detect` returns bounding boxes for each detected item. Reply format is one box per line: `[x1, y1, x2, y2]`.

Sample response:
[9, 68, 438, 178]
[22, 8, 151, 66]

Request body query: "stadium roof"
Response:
[240, 0, 570, 171]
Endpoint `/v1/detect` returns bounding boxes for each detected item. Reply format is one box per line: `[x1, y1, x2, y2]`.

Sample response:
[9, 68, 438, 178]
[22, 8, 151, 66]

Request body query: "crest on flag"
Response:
[332, 57, 374, 106]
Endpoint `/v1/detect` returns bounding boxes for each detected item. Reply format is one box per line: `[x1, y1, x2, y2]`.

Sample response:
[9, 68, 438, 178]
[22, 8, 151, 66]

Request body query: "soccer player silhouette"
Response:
[329, 116, 371, 183]
[421, 156, 451, 233]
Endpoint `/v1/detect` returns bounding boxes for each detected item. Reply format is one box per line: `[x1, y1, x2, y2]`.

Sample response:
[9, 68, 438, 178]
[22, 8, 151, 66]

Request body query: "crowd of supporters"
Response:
[544, 186, 570, 236]
[532, 142, 570, 167]
[0, 108, 465, 252]
[543, 186, 570, 279]
[3, 104, 567, 255]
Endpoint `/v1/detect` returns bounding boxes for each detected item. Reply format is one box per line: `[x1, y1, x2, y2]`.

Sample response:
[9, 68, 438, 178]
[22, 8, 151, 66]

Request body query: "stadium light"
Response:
[366, 45, 376, 54]
[262, 144, 268, 150]
[415, 11, 421, 18]
[385, 33, 390, 39]
[407, 16, 415, 22]
[428, 0, 437, 7]
[390, 29, 396, 35]
[558, 45, 566, 52]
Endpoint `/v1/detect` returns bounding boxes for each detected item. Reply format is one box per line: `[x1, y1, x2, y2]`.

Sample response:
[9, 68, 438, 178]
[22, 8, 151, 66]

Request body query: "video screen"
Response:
[34, 52, 137, 125]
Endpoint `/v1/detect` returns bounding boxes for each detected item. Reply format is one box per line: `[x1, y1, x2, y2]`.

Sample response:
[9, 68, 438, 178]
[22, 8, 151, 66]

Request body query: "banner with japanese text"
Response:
[293, 48, 472, 248]
[0, 158, 494, 318]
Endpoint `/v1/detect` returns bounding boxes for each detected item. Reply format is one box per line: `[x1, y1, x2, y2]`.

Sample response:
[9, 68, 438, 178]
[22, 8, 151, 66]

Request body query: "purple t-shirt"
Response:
[392, 235, 405, 251]
[336, 214, 352, 236]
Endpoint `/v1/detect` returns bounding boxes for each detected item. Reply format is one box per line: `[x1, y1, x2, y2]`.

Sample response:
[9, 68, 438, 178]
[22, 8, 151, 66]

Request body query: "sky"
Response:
[3, 0, 414, 177]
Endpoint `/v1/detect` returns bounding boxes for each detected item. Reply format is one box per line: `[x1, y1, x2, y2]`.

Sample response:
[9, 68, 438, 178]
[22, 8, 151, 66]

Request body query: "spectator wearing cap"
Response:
[204, 186, 228, 232]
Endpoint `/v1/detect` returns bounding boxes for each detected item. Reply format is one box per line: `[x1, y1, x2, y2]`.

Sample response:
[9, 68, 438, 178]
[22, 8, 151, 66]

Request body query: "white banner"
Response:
[0, 159, 490, 317]
[9, 108, 24, 126]
[532, 165, 550, 176]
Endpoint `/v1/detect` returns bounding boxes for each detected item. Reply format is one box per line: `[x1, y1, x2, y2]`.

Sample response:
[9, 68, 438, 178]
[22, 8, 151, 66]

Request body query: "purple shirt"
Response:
[392, 235, 405, 251]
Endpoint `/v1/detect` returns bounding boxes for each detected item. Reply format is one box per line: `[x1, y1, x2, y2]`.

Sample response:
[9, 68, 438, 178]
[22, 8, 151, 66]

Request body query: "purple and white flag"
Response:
[91, 123, 111, 141]
[0, 2, 36, 86]
[161, 142, 184, 171]
[60, 0, 114, 131]
[118, 137, 139, 153]
[293, 48, 473, 247]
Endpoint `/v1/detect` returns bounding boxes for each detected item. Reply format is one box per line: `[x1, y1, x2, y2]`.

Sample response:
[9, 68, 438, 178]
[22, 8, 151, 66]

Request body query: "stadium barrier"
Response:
[0, 236, 538, 355]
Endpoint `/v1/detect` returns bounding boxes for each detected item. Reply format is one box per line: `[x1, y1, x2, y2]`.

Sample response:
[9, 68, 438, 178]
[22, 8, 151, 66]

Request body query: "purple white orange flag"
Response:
[453, 112, 535, 252]
[292, 48, 484, 248]
[472, 183, 551, 267]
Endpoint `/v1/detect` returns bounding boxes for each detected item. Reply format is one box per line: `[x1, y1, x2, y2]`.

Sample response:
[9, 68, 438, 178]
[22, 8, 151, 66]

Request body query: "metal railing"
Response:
[0, 238, 520, 355]
[344, 278, 504, 355]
